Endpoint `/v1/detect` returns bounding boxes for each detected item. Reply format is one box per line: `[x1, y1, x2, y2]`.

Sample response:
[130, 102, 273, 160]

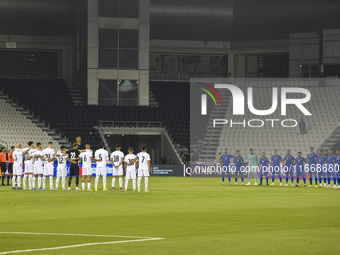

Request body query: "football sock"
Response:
[28, 174, 32, 189]
[119, 177, 123, 189]
[56, 177, 60, 189]
[260, 177, 262, 184]
[102, 176, 106, 189]
[32, 176, 36, 189]
[241, 177, 244, 184]
[7, 175, 10, 185]
[17, 176, 21, 188]
[112, 177, 116, 189]
[279, 176, 282, 184]
[235, 178, 238, 183]
[291, 177, 294, 184]
[286, 177, 288, 184]
[228, 175, 231, 183]
[309, 177, 313, 185]
[87, 181, 91, 189]
[145, 177, 148, 189]
[328, 177, 330, 185]
[43, 177, 46, 189]
[38, 176, 42, 188]
[138, 177, 142, 189]
[254, 175, 258, 183]
[303, 178, 306, 184]
[272, 177, 275, 183]
[49, 176, 53, 189]
[132, 180, 136, 190]
[75, 176, 79, 187]
[12, 176, 16, 187]
[23, 175, 27, 189]
[222, 174, 224, 183]
[62, 176, 66, 189]
[297, 178, 299, 184]
[266, 177, 268, 184]
[1, 175, 3, 185]
[315, 178, 318, 185]
[95, 176, 99, 189]
[68, 177, 72, 188]
[125, 180, 129, 190]
[82, 182, 85, 190]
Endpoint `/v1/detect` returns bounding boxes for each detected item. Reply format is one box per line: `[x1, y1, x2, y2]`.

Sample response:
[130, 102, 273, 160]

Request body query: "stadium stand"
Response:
[0, 98, 59, 148]
[0, 79, 190, 151]
[198, 80, 340, 161]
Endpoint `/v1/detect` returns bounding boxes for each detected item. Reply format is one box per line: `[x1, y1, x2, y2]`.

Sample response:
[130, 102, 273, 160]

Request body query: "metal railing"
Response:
[99, 121, 163, 128]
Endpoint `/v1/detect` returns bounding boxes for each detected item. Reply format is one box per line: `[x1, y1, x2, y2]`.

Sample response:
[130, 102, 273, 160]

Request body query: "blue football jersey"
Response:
[307, 152, 318, 166]
[234, 156, 243, 170]
[259, 157, 269, 171]
[271, 155, 282, 167]
[220, 154, 234, 167]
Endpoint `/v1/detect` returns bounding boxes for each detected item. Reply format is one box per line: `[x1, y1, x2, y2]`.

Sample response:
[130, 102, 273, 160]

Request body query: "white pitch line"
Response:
[0, 231, 152, 239]
[0, 238, 164, 254]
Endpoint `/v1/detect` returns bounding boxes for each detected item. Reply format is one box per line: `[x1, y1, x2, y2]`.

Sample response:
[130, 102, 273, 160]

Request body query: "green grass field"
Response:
[0, 177, 339, 254]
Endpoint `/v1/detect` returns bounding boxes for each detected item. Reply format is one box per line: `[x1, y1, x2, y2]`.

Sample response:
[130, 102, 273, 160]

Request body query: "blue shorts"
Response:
[272, 165, 281, 174]
[282, 165, 293, 175]
[260, 167, 270, 175]
[296, 165, 305, 176]
[307, 164, 317, 173]
[233, 166, 243, 175]
[221, 165, 231, 174]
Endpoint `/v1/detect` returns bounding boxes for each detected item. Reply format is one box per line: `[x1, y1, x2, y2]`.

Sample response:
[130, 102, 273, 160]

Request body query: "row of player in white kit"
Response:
[11, 142, 151, 192]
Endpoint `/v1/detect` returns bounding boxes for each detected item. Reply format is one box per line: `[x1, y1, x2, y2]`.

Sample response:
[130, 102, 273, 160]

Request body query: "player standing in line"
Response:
[282, 150, 295, 187]
[233, 150, 244, 185]
[246, 149, 258, 186]
[258, 152, 269, 186]
[66, 143, 81, 190]
[124, 147, 137, 191]
[23, 141, 35, 190]
[219, 148, 234, 185]
[110, 144, 125, 192]
[269, 149, 283, 186]
[128, 145, 151, 192]
[55, 146, 69, 190]
[334, 149, 340, 188]
[12, 144, 24, 190]
[317, 150, 327, 188]
[94, 143, 108, 191]
[0, 147, 7, 186]
[7, 146, 14, 186]
[306, 147, 318, 188]
[79, 144, 97, 191]
[32, 143, 44, 190]
[41, 142, 56, 190]
[326, 149, 336, 188]
[295, 152, 307, 187]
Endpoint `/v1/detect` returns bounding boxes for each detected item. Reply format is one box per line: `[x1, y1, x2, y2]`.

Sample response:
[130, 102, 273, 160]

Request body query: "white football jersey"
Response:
[110, 151, 124, 167]
[23, 148, 35, 164]
[56, 151, 67, 168]
[80, 150, 93, 168]
[13, 149, 23, 167]
[124, 154, 137, 171]
[136, 152, 150, 170]
[42, 148, 55, 164]
[95, 149, 109, 167]
[33, 150, 43, 166]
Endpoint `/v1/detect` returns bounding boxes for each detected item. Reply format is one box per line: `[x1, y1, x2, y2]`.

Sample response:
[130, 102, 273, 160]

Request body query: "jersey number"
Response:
[59, 157, 64, 164]
[70, 152, 76, 159]
[114, 155, 119, 162]
[141, 156, 145, 163]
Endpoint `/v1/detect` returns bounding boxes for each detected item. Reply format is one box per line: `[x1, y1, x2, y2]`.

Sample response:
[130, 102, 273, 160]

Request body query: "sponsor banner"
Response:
[150, 164, 184, 176]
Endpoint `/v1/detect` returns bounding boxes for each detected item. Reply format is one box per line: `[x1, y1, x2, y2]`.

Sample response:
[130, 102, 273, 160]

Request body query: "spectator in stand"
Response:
[7, 146, 14, 186]
[299, 119, 306, 135]
[0, 147, 7, 186]
[76, 135, 81, 146]
[161, 156, 167, 164]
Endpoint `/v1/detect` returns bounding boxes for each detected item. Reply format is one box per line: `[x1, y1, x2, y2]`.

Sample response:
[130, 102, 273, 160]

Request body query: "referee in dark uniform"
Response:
[67, 143, 80, 190]
[0, 147, 7, 186]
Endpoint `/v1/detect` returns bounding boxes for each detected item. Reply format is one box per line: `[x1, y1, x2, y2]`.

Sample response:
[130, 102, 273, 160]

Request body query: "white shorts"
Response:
[24, 163, 34, 174]
[113, 166, 123, 176]
[125, 171, 136, 180]
[82, 165, 92, 176]
[34, 164, 43, 175]
[44, 164, 54, 176]
[96, 166, 107, 176]
[13, 165, 23, 176]
[137, 169, 149, 177]
[57, 167, 67, 177]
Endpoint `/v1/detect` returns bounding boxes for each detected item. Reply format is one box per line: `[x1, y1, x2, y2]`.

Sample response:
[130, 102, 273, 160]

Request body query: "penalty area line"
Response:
[0, 231, 153, 239]
[0, 238, 164, 254]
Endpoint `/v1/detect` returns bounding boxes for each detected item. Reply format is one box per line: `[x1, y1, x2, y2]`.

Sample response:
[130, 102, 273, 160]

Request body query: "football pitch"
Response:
[0, 177, 339, 254]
